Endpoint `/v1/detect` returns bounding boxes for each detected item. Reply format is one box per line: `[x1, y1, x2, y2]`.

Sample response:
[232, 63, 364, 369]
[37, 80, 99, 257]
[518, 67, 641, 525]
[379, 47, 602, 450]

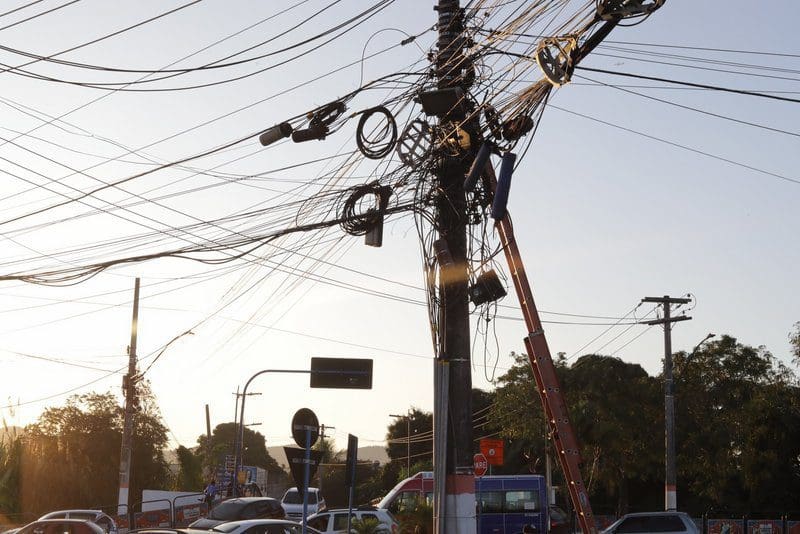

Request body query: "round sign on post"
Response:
[474, 453, 488, 477]
[291, 408, 320, 448]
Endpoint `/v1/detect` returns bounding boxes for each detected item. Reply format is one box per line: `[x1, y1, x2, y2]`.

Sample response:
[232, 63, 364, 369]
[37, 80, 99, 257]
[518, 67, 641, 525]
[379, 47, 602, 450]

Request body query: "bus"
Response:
[377, 472, 548, 534]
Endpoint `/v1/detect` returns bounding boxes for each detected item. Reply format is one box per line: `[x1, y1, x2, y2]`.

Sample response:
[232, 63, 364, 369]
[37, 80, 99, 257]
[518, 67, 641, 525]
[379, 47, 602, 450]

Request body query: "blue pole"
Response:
[302, 428, 311, 534]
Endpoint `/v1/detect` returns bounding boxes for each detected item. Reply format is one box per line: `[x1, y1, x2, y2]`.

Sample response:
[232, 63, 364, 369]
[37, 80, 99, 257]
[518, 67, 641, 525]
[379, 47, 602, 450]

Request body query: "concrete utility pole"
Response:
[433, 1, 475, 533]
[117, 278, 140, 515]
[641, 295, 692, 512]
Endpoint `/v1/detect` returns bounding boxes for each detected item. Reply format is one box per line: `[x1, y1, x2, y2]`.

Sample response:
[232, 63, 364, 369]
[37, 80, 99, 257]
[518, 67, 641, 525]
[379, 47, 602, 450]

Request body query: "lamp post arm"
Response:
[234, 369, 311, 496]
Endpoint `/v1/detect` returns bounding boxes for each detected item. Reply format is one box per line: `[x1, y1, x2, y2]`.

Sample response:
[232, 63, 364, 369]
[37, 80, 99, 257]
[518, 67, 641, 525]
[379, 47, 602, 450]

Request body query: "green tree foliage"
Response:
[492, 335, 800, 516]
[674, 335, 800, 513]
[790, 322, 800, 367]
[494, 352, 669, 514]
[0, 422, 22, 521]
[172, 445, 203, 491]
[21, 388, 169, 514]
[196, 423, 287, 493]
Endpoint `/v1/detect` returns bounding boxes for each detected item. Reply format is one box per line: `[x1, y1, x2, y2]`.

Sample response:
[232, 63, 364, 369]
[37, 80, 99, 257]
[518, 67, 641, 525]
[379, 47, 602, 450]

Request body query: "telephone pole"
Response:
[432, 1, 475, 533]
[641, 295, 691, 512]
[117, 278, 141, 515]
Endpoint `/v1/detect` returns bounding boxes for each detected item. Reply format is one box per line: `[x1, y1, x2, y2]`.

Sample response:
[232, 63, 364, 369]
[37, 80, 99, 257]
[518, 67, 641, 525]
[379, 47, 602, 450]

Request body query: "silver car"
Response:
[602, 512, 700, 534]
[38, 511, 118, 534]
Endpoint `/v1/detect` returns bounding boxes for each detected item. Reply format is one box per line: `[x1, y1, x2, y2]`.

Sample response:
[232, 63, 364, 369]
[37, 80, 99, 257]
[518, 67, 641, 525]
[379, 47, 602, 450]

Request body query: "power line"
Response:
[574, 66, 800, 104]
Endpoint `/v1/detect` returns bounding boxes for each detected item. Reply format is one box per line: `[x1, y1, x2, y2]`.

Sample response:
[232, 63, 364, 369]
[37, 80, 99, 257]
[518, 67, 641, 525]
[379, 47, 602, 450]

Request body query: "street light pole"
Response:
[235, 369, 310, 496]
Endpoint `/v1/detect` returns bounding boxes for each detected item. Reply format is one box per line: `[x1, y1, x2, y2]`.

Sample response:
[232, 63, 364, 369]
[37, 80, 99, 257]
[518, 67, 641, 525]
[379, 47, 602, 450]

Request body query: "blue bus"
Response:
[378, 472, 547, 534]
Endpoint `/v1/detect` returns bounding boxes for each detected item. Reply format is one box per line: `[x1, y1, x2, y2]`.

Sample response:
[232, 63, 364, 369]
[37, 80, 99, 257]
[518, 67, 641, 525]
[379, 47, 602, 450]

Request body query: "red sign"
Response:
[480, 438, 504, 466]
[474, 453, 488, 476]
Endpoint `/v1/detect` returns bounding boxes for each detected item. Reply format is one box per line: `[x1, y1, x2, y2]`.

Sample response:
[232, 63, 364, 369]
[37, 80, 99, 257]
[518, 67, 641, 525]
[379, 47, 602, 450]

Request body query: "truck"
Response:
[376, 471, 550, 534]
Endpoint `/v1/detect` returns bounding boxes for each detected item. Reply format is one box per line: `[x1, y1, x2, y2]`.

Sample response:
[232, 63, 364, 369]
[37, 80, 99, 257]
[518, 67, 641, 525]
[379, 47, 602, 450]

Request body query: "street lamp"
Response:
[691, 333, 716, 356]
[390, 412, 411, 476]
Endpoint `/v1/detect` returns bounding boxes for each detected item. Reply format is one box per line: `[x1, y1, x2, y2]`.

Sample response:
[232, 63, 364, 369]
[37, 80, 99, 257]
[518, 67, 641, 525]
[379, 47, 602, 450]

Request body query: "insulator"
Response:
[491, 152, 517, 220]
[464, 142, 493, 192]
[258, 122, 293, 146]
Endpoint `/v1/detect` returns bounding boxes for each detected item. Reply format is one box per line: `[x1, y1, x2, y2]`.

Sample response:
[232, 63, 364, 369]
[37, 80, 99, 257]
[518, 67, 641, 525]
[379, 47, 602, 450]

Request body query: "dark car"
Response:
[549, 505, 570, 534]
[188, 498, 284, 529]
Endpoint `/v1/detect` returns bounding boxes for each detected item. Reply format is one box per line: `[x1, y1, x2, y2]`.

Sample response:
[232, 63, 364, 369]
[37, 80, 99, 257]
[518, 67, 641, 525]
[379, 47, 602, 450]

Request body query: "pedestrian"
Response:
[204, 479, 217, 508]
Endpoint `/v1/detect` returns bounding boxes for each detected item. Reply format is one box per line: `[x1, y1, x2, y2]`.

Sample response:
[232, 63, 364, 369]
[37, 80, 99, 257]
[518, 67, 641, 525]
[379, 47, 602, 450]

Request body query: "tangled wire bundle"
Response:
[339, 182, 392, 235]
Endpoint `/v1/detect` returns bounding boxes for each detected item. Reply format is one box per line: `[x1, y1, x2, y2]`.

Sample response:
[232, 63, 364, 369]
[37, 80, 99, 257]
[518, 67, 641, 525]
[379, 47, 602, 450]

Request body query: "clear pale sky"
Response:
[0, 0, 798, 456]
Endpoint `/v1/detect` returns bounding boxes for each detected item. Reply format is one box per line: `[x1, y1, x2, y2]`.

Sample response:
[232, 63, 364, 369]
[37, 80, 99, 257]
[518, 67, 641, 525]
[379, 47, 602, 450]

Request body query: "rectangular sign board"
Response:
[310, 357, 373, 389]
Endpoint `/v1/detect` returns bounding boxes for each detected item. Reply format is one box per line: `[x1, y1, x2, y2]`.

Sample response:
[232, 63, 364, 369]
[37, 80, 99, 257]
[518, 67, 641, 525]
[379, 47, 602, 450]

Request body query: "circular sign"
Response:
[291, 408, 320, 448]
[474, 453, 488, 477]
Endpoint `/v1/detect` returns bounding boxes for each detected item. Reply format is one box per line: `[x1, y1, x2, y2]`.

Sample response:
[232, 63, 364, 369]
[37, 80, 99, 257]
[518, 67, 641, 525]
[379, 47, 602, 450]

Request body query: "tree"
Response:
[21, 388, 169, 514]
[791, 322, 800, 368]
[173, 445, 203, 491]
[492, 352, 662, 515]
[385, 408, 432, 481]
[0, 421, 22, 519]
[674, 335, 800, 513]
[196, 423, 287, 494]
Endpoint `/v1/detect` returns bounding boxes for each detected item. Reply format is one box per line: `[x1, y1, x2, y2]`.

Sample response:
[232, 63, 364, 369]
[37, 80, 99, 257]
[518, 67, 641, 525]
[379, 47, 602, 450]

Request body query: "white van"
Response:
[280, 487, 326, 520]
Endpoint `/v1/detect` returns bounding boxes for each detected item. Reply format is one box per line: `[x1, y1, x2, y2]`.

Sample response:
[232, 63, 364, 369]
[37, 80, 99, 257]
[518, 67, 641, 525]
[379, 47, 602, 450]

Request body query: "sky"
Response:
[0, 0, 798, 460]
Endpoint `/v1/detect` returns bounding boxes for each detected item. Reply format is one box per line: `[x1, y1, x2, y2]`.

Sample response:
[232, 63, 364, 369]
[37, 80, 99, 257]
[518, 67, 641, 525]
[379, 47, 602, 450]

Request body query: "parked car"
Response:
[197, 519, 320, 534]
[38, 511, 118, 534]
[307, 507, 398, 533]
[548, 505, 570, 534]
[15, 519, 105, 534]
[601, 512, 700, 534]
[188, 497, 284, 529]
[280, 488, 326, 521]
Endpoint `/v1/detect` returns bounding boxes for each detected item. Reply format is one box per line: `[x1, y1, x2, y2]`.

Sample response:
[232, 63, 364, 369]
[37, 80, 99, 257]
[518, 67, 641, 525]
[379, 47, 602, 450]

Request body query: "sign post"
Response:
[474, 453, 488, 534]
[288, 408, 320, 534]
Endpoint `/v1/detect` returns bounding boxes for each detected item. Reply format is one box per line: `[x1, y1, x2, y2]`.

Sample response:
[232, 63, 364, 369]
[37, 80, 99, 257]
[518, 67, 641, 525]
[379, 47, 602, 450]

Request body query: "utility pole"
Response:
[117, 278, 140, 515]
[205, 404, 212, 479]
[232, 389, 261, 497]
[641, 295, 692, 512]
[432, 1, 475, 533]
[318, 424, 335, 496]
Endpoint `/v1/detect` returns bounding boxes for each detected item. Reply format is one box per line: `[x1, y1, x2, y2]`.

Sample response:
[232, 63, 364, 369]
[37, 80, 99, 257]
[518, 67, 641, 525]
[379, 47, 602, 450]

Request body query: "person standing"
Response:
[204, 479, 217, 508]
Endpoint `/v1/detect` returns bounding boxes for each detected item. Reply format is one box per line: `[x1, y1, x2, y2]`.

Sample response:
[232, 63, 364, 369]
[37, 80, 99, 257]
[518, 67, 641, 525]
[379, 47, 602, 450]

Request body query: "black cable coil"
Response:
[340, 182, 392, 236]
[355, 106, 398, 160]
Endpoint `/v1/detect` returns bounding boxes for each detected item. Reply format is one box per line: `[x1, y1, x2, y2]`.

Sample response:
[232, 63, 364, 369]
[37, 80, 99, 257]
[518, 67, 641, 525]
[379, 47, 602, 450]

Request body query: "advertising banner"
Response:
[114, 515, 130, 534]
[708, 519, 744, 534]
[748, 520, 783, 534]
[133, 509, 171, 529]
[175, 503, 208, 527]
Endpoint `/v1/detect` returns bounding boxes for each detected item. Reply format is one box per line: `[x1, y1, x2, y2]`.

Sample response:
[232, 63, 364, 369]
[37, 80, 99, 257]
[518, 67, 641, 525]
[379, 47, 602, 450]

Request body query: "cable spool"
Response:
[356, 106, 398, 160]
[535, 36, 578, 87]
[340, 183, 392, 236]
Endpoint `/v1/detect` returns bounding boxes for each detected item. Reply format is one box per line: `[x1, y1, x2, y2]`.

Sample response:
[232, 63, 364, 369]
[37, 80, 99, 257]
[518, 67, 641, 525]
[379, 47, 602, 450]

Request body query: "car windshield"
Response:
[209, 501, 246, 520]
[211, 523, 242, 533]
[283, 491, 317, 505]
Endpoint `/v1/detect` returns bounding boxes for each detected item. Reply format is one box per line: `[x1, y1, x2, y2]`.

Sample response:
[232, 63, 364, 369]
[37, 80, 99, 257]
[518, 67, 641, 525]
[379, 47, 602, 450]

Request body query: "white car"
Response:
[280, 488, 326, 521]
[601, 511, 700, 534]
[198, 518, 321, 534]
[306, 508, 398, 534]
[38, 511, 118, 534]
